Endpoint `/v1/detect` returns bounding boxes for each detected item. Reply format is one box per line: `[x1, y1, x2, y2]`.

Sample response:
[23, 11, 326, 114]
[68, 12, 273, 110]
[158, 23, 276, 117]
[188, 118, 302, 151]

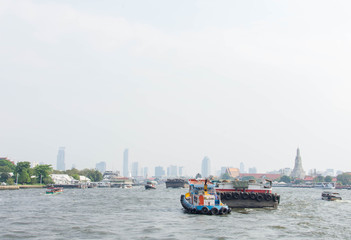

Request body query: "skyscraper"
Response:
[291, 148, 306, 179]
[201, 156, 211, 178]
[123, 149, 129, 177]
[96, 161, 106, 174]
[169, 165, 178, 177]
[143, 167, 148, 178]
[56, 147, 65, 171]
[131, 162, 139, 177]
[155, 166, 165, 177]
[240, 162, 245, 173]
[178, 166, 184, 176]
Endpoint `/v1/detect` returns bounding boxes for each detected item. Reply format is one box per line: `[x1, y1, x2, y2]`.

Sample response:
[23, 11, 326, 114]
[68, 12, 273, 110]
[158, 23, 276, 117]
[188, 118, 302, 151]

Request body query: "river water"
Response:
[1, 186, 351, 239]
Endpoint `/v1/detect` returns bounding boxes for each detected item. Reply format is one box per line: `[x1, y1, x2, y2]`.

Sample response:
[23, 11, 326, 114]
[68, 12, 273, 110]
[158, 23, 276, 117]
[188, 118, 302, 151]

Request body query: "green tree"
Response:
[14, 162, 31, 184]
[86, 169, 103, 182]
[325, 175, 333, 182]
[65, 168, 80, 177]
[78, 169, 103, 182]
[314, 175, 325, 182]
[34, 164, 53, 184]
[279, 175, 291, 183]
[6, 177, 14, 185]
[0, 172, 9, 182]
[0, 159, 15, 172]
[337, 173, 351, 185]
[72, 173, 80, 180]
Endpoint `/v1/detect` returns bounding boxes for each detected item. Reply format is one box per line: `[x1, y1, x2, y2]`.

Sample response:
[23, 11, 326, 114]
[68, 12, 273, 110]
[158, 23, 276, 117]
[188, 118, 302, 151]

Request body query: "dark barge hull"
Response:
[166, 179, 189, 188]
[219, 192, 280, 209]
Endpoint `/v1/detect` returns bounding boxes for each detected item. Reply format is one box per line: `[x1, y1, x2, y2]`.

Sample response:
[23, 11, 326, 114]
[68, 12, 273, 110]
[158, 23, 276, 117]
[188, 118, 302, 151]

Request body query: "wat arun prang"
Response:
[290, 148, 306, 179]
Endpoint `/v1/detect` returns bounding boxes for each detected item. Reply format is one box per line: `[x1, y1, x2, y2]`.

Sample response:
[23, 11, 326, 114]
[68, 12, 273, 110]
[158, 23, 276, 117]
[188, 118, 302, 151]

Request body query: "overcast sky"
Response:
[1, 0, 351, 176]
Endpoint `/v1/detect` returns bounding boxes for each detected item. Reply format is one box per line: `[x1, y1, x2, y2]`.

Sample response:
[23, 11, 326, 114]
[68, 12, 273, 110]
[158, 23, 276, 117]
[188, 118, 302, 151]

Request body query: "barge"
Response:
[215, 179, 280, 208]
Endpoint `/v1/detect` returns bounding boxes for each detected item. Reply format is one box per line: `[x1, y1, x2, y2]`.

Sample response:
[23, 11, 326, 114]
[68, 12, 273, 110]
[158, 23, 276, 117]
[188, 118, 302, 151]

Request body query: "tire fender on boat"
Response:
[241, 192, 249, 200]
[225, 193, 232, 200]
[264, 193, 272, 201]
[210, 207, 219, 215]
[221, 207, 228, 214]
[232, 192, 240, 199]
[249, 192, 257, 200]
[201, 206, 209, 214]
[256, 194, 263, 202]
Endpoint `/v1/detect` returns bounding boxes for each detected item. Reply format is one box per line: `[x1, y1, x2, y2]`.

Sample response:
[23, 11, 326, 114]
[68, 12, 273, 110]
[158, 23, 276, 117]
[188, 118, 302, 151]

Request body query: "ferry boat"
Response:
[180, 179, 231, 215]
[215, 179, 280, 208]
[321, 191, 342, 201]
[145, 181, 157, 190]
[46, 187, 63, 195]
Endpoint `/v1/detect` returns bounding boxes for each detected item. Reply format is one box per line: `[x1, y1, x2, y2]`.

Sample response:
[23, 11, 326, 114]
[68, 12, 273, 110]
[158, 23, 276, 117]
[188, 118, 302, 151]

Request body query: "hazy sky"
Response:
[1, 0, 351, 176]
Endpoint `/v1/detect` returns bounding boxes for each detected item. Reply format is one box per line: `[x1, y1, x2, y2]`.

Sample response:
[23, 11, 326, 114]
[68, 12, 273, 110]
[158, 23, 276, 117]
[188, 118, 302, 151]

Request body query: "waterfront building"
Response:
[240, 162, 245, 173]
[123, 149, 129, 177]
[131, 162, 139, 177]
[201, 156, 211, 178]
[290, 148, 306, 179]
[56, 147, 65, 171]
[155, 166, 165, 177]
[96, 161, 106, 174]
[249, 167, 257, 174]
[225, 168, 240, 178]
[50, 174, 74, 184]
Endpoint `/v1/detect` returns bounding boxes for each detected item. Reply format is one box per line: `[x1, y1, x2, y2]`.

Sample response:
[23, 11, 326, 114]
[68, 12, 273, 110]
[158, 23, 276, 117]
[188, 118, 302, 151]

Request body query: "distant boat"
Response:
[46, 187, 63, 195]
[321, 191, 342, 201]
[145, 181, 156, 190]
[314, 182, 335, 189]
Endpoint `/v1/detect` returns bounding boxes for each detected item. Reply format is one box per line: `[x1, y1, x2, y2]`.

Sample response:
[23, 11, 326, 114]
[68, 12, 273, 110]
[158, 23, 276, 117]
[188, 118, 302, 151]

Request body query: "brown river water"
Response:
[1, 186, 351, 239]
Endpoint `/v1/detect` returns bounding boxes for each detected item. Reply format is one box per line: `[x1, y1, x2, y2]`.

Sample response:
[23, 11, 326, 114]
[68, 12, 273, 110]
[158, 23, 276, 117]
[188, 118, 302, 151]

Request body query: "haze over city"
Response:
[1, 0, 351, 176]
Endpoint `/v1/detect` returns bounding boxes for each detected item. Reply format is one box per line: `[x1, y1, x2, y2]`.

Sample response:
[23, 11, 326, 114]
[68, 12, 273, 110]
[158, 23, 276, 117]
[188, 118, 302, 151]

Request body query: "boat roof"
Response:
[188, 179, 214, 188]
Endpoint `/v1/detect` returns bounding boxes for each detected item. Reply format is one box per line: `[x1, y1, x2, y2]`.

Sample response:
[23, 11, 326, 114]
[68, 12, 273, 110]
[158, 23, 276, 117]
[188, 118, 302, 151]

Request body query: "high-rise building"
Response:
[143, 167, 148, 178]
[155, 166, 165, 177]
[123, 149, 129, 177]
[248, 167, 257, 173]
[96, 161, 106, 174]
[240, 162, 245, 173]
[56, 147, 65, 171]
[131, 162, 139, 177]
[291, 148, 306, 179]
[169, 165, 178, 177]
[201, 156, 211, 178]
[179, 166, 184, 176]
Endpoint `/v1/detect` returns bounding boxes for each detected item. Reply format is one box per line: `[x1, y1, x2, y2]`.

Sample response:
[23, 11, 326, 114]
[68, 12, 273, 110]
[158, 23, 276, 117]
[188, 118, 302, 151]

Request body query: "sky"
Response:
[1, 0, 351, 176]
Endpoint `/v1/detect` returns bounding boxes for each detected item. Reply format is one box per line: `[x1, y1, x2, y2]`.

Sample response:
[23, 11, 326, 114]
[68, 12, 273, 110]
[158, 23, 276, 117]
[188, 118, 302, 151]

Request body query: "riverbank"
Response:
[0, 185, 46, 190]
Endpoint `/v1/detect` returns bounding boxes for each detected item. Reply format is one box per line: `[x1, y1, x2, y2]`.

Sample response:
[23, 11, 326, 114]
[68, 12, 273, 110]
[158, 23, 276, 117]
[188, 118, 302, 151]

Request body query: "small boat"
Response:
[46, 187, 63, 195]
[145, 181, 156, 190]
[180, 179, 231, 215]
[321, 191, 342, 201]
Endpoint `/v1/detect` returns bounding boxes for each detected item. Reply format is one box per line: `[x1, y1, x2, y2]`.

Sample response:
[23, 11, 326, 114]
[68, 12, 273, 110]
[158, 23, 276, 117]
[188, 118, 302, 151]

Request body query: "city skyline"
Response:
[2, 1, 351, 174]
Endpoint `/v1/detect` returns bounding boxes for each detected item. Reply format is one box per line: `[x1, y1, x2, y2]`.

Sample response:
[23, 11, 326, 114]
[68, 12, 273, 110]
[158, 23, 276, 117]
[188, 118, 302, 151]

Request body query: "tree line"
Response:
[0, 159, 102, 185]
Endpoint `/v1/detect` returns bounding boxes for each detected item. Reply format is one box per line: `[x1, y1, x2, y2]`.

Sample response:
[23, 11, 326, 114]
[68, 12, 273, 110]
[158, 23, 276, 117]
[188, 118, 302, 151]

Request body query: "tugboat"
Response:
[46, 187, 63, 195]
[180, 179, 231, 215]
[321, 191, 342, 201]
[145, 180, 157, 190]
[215, 179, 280, 208]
